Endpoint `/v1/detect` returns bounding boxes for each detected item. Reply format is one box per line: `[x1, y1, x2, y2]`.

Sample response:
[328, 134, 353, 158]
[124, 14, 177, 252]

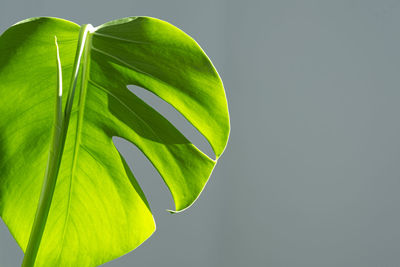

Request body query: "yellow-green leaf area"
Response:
[0, 16, 229, 266]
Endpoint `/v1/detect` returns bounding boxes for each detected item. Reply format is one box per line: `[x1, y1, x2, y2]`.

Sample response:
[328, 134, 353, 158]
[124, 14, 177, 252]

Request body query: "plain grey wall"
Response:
[2, 0, 400, 266]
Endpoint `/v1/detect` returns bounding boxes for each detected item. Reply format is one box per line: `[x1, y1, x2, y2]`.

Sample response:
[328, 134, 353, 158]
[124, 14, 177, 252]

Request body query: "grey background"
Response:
[1, 0, 400, 266]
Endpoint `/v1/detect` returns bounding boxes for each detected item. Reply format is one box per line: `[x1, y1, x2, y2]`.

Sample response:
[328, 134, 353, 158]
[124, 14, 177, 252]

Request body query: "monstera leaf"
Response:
[0, 17, 229, 266]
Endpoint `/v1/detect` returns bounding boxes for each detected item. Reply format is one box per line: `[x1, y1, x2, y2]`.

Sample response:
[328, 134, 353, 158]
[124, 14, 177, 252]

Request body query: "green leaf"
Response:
[0, 17, 229, 266]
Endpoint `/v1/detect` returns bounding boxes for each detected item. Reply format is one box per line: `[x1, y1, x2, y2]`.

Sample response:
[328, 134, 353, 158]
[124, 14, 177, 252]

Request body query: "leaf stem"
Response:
[21, 24, 93, 267]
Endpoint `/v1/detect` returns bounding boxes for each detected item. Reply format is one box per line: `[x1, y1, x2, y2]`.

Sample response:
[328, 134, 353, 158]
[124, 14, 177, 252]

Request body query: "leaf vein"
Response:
[93, 32, 150, 45]
[87, 79, 164, 143]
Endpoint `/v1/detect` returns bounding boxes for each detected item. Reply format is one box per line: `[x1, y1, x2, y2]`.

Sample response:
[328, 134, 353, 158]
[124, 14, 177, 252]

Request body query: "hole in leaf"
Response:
[112, 136, 174, 215]
[127, 85, 215, 160]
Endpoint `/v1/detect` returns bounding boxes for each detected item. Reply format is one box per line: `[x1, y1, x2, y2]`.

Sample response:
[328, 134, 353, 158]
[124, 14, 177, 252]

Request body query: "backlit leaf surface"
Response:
[0, 17, 229, 266]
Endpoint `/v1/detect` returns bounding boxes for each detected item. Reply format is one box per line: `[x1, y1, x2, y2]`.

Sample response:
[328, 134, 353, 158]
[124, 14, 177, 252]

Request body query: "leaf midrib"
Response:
[56, 27, 93, 263]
